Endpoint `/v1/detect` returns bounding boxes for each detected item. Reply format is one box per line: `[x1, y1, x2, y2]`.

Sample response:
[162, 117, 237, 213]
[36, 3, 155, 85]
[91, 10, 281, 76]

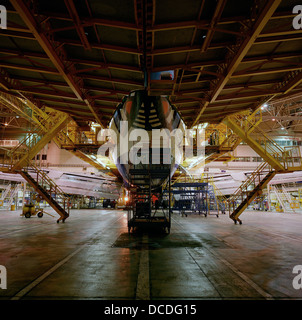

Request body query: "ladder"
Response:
[6, 184, 21, 208]
[228, 162, 276, 224]
[207, 183, 220, 217]
[0, 183, 12, 201]
[271, 185, 296, 213]
[224, 108, 302, 223]
[19, 165, 70, 223]
[271, 185, 286, 212]
[210, 178, 228, 214]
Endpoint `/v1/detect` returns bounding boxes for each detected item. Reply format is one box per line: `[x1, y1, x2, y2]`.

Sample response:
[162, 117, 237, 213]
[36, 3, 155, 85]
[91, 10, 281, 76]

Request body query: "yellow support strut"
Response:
[223, 116, 285, 171]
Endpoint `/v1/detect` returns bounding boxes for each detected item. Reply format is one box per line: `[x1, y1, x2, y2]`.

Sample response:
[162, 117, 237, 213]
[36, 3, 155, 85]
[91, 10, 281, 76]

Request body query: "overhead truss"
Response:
[0, 0, 300, 127]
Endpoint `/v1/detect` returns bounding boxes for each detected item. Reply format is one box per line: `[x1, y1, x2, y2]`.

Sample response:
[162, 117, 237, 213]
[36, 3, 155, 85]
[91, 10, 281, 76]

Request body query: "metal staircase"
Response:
[19, 165, 70, 223]
[281, 185, 297, 213]
[224, 109, 302, 172]
[5, 184, 21, 208]
[209, 178, 228, 214]
[224, 108, 302, 223]
[228, 162, 276, 224]
[0, 183, 12, 202]
[0, 90, 115, 222]
[270, 185, 296, 213]
[207, 183, 220, 216]
[127, 167, 171, 233]
[0, 95, 71, 221]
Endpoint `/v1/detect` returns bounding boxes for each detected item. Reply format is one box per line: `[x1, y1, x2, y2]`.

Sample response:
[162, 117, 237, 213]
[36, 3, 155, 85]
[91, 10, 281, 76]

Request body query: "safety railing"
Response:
[205, 123, 241, 150]
[230, 109, 302, 171]
[22, 164, 70, 218]
[228, 161, 273, 216]
[232, 108, 262, 134]
[56, 121, 99, 147]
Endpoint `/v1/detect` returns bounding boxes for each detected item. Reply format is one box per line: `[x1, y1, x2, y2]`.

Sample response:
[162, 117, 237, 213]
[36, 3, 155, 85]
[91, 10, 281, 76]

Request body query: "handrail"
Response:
[230, 109, 302, 171]
[205, 123, 241, 149]
[228, 161, 272, 215]
[24, 164, 70, 214]
[8, 112, 59, 157]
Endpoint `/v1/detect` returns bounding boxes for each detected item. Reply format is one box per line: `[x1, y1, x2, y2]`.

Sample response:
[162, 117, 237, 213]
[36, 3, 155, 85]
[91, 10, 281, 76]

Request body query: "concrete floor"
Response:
[0, 208, 302, 300]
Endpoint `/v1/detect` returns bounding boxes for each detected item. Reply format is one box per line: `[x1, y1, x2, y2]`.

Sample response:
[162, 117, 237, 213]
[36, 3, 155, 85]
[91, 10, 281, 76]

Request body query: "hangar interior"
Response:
[0, 0, 302, 300]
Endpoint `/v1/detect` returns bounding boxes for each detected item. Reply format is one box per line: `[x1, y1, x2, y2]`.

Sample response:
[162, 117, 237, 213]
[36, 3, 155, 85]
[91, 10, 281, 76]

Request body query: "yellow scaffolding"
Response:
[223, 109, 302, 172]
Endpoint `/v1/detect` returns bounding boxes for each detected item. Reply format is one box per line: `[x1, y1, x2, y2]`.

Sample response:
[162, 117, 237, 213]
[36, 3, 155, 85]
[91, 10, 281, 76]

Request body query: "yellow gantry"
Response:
[0, 91, 115, 173]
[223, 115, 284, 171]
[10, 112, 70, 171]
[223, 109, 302, 223]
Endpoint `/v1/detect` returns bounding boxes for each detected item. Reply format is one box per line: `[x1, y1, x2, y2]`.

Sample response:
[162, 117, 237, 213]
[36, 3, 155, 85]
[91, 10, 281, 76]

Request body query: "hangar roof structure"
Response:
[2, 1, 302, 301]
[0, 0, 302, 133]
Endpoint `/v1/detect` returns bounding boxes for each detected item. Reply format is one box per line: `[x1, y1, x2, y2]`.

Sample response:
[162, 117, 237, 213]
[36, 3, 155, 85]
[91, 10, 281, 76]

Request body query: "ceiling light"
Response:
[4, 123, 8, 126]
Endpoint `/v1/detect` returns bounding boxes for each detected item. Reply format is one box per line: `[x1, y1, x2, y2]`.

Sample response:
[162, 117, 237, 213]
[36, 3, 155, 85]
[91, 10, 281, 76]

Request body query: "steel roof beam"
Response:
[0, 29, 35, 39]
[174, 90, 276, 104]
[255, 33, 302, 45]
[150, 11, 295, 32]
[1, 28, 301, 58]
[200, 0, 227, 53]
[36, 11, 140, 31]
[12, 87, 78, 99]
[11, 0, 105, 128]
[245, 70, 302, 113]
[64, 0, 91, 50]
[209, 0, 282, 102]
[56, 37, 141, 55]
[10, 75, 134, 95]
[52, 33, 302, 56]
[151, 52, 302, 72]
[192, 0, 282, 127]
[0, 49, 142, 74]
[80, 73, 143, 87]
[0, 62, 59, 75]
[70, 58, 141, 73]
[29, 10, 293, 32]
[178, 80, 280, 96]
[232, 66, 302, 78]
[37, 96, 116, 110]
[14, 86, 120, 104]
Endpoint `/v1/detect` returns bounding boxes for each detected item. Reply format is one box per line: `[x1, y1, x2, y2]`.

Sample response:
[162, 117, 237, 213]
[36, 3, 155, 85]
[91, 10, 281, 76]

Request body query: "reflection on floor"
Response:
[0, 209, 301, 300]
